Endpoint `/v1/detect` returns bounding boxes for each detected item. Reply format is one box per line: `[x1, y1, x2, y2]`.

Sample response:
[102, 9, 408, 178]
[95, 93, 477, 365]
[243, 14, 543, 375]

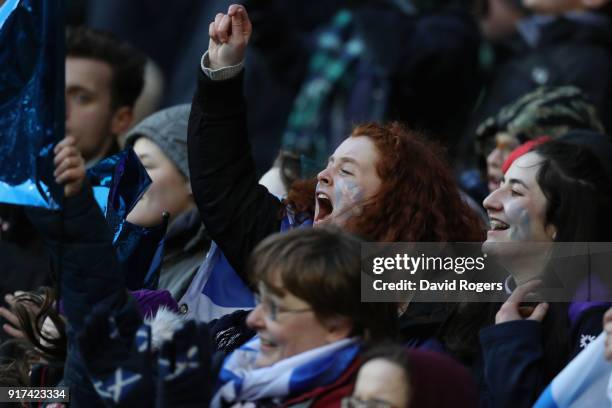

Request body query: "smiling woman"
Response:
[441, 134, 612, 407]
[482, 136, 612, 278]
[482, 151, 555, 280]
[212, 227, 397, 406]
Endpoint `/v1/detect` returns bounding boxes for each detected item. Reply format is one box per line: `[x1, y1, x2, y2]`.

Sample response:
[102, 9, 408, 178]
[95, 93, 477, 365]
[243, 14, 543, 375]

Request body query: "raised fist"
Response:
[208, 4, 253, 69]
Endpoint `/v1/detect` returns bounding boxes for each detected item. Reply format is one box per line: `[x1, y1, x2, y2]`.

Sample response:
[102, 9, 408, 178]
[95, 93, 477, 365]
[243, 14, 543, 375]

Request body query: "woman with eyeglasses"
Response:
[212, 227, 397, 407]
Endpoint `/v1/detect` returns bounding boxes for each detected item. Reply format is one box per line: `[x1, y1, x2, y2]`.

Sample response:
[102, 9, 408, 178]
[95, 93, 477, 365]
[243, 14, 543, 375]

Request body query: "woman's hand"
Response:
[53, 136, 85, 197]
[495, 279, 549, 324]
[208, 4, 252, 69]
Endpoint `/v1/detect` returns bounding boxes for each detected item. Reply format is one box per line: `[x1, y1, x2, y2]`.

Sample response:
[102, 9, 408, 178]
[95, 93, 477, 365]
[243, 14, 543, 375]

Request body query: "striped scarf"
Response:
[212, 337, 360, 407]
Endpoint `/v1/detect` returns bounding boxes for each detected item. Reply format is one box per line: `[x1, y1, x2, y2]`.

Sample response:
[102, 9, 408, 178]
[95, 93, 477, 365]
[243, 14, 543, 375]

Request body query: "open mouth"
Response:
[315, 192, 334, 224]
[259, 336, 278, 349]
[489, 218, 510, 231]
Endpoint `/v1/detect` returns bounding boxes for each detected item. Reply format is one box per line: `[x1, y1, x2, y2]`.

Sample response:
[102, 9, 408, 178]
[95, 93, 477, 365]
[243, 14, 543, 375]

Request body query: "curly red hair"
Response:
[345, 122, 483, 242]
[284, 122, 484, 242]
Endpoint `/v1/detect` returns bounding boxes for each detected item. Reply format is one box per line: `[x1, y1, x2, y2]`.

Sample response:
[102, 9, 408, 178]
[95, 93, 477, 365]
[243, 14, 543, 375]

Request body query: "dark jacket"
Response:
[188, 70, 283, 283]
[399, 302, 450, 352]
[26, 183, 214, 406]
[26, 184, 125, 408]
[0, 140, 121, 308]
[26, 183, 221, 407]
[476, 303, 607, 408]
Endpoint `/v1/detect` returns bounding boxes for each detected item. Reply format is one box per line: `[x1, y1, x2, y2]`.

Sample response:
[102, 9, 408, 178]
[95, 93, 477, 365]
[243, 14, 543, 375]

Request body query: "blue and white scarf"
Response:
[211, 337, 360, 407]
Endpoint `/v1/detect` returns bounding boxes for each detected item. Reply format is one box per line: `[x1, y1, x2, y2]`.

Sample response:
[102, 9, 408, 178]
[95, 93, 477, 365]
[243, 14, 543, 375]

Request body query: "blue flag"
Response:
[0, 0, 64, 208]
[534, 332, 612, 408]
[87, 149, 168, 290]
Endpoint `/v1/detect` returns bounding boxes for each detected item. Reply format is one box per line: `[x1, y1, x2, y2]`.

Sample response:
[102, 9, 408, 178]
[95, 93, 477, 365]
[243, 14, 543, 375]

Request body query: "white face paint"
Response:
[314, 136, 382, 228]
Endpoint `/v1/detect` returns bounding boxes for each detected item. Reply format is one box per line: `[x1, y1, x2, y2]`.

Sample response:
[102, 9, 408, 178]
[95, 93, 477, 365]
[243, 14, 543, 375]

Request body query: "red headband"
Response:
[501, 136, 552, 174]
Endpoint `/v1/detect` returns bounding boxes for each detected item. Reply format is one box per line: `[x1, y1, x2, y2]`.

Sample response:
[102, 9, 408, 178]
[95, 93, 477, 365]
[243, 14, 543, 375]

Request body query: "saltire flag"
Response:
[534, 332, 612, 408]
[179, 213, 312, 322]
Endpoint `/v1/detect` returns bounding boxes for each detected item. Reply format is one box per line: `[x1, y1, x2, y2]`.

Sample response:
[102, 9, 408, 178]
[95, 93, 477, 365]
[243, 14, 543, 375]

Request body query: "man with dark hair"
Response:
[65, 26, 146, 166]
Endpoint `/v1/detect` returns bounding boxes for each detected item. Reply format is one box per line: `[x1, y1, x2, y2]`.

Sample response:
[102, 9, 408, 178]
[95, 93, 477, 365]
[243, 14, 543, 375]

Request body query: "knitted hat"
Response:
[476, 86, 605, 155]
[125, 104, 191, 179]
[407, 348, 479, 407]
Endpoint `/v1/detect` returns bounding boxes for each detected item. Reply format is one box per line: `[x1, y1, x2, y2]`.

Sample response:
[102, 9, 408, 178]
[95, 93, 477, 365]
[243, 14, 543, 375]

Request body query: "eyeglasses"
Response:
[253, 290, 312, 322]
[341, 396, 395, 408]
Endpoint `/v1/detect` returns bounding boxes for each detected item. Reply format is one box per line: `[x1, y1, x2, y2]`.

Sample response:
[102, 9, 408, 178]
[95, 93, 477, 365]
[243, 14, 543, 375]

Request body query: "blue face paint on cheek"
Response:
[507, 206, 532, 242]
[332, 179, 365, 223]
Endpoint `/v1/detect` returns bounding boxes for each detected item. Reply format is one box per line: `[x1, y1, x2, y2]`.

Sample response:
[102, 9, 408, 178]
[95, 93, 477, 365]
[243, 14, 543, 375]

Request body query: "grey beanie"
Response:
[125, 104, 191, 179]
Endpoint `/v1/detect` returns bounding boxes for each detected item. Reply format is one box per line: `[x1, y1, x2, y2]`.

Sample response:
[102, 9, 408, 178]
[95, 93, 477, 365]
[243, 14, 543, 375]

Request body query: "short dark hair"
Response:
[66, 26, 146, 110]
[248, 227, 398, 342]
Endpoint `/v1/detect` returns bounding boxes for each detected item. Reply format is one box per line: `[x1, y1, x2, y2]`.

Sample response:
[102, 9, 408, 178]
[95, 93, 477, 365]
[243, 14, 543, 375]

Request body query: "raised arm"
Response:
[188, 5, 283, 282]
